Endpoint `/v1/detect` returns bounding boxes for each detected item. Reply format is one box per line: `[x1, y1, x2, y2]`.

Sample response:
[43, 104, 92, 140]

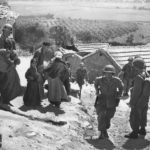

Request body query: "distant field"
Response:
[9, 0, 150, 22]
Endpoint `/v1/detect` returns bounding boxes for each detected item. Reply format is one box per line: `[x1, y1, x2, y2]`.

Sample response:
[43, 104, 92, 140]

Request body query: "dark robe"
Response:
[1, 66, 22, 103]
[44, 58, 70, 104]
[0, 35, 21, 103]
[23, 67, 44, 107]
[45, 58, 70, 94]
[76, 67, 88, 87]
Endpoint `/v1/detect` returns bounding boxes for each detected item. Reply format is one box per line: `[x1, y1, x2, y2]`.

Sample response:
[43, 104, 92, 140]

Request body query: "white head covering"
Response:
[54, 51, 63, 59]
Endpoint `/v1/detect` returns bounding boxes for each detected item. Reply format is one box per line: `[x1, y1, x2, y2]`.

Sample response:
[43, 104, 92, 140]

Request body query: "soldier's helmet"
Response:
[133, 57, 145, 70]
[3, 24, 13, 32]
[103, 65, 116, 74]
[128, 57, 133, 62]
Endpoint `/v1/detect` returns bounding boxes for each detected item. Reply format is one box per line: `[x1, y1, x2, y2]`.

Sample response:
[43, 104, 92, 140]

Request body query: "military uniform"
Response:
[94, 65, 123, 139]
[125, 58, 149, 139]
[122, 58, 134, 96]
[95, 76, 123, 131]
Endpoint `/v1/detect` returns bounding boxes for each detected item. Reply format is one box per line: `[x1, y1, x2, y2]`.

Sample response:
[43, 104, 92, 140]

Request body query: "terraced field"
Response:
[15, 16, 141, 48]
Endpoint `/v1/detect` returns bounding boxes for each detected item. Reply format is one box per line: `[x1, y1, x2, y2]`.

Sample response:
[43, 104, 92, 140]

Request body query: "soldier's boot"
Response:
[139, 128, 146, 136]
[125, 131, 138, 139]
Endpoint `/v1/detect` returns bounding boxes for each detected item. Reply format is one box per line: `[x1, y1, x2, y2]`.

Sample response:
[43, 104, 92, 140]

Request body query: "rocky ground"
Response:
[0, 57, 150, 150]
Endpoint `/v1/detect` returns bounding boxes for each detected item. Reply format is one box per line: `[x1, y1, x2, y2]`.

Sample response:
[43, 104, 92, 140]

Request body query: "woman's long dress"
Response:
[23, 67, 43, 107]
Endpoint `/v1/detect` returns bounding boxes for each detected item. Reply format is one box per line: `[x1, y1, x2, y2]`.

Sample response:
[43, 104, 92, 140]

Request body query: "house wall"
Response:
[83, 52, 108, 82]
[83, 50, 121, 83]
[63, 53, 82, 78]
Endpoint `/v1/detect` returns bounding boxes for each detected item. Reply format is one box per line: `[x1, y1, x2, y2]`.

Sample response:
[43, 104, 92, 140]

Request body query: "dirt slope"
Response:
[0, 96, 95, 150]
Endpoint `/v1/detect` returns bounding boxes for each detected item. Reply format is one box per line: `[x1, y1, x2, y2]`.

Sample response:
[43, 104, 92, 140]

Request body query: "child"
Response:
[23, 58, 44, 107]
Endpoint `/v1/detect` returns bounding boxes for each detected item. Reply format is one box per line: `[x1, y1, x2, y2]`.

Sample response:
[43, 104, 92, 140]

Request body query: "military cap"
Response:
[103, 65, 116, 74]
[128, 57, 133, 62]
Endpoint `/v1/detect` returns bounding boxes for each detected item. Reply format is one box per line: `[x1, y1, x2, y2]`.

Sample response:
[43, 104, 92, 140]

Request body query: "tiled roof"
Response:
[77, 43, 150, 71]
[108, 46, 150, 70]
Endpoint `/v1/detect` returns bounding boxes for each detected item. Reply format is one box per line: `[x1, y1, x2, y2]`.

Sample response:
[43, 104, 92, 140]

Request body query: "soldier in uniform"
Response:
[121, 57, 134, 96]
[76, 62, 88, 99]
[125, 58, 149, 139]
[94, 65, 123, 139]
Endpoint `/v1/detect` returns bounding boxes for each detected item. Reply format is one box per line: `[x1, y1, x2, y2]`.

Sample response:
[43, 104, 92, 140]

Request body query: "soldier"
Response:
[122, 57, 134, 96]
[76, 62, 88, 99]
[94, 65, 123, 139]
[125, 58, 149, 139]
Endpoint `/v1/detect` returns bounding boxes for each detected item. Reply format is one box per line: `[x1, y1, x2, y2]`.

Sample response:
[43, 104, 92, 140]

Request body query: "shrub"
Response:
[76, 31, 95, 43]
[49, 25, 74, 48]
[14, 16, 47, 51]
[126, 34, 134, 45]
[0, 0, 8, 6]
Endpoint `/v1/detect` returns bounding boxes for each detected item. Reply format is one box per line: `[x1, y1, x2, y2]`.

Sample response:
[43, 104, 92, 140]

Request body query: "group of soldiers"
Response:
[94, 57, 150, 139]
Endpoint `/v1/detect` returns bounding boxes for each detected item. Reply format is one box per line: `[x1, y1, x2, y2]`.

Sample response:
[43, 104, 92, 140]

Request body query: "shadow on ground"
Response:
[122, 138, 150, 150]
[86, 138, 115, 150]
[19, 104, 65, 116]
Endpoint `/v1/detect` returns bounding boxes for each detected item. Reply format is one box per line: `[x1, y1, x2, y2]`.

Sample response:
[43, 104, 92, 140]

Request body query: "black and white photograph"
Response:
[0, 0, 150, 149]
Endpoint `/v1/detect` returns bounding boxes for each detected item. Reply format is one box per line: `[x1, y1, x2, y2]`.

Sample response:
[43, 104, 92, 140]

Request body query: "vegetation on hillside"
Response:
[14, 15, 141, 51]
[0, 0, 8, 6]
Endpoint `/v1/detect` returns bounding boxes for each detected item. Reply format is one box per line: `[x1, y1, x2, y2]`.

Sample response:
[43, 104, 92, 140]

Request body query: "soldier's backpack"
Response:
[142, 77, 150, 96]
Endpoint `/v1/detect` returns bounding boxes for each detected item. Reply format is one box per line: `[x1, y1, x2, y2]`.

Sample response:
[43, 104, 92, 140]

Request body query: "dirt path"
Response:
[81, 84, 150, 150]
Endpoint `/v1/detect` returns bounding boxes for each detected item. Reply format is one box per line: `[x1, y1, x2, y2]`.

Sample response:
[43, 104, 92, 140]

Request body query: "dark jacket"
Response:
[130, 71, 149, 108]
[122, 62, 133, 79]
[33, 48, 44, 68]
[45, 58, 70, 94]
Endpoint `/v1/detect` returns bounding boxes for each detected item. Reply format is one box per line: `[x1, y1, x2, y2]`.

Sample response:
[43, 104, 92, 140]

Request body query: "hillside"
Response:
[14, 16, 150, 50]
